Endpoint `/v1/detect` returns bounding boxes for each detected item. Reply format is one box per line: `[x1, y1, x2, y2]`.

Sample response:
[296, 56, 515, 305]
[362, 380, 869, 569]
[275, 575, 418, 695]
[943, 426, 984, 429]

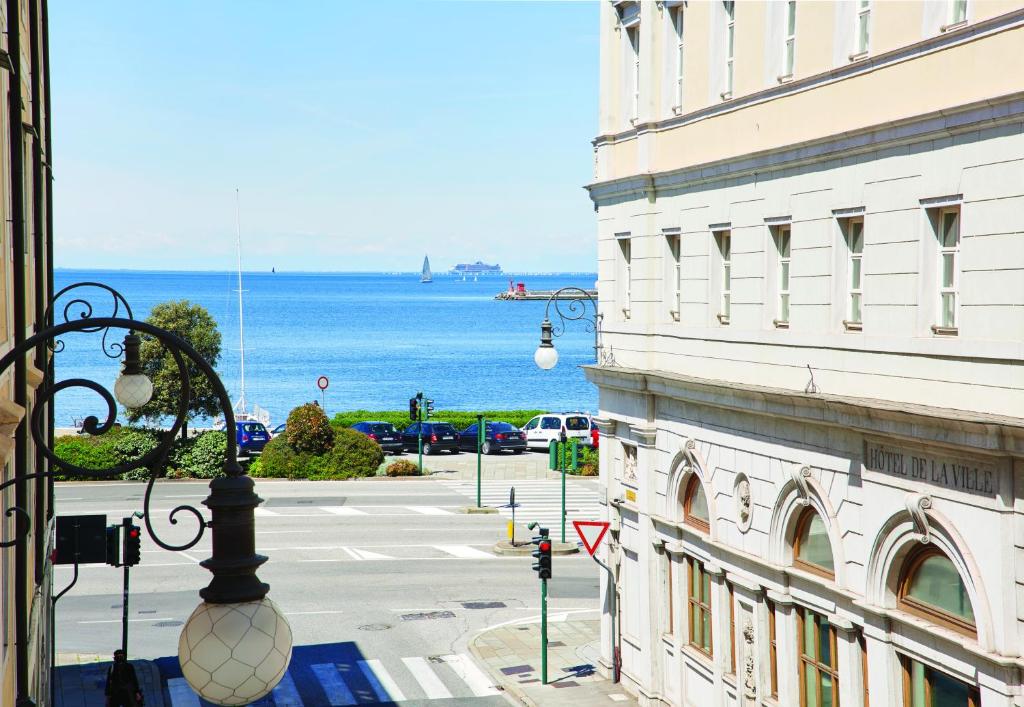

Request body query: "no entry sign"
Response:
[573, 520, 610, 556]
[317, 376, 329, 390]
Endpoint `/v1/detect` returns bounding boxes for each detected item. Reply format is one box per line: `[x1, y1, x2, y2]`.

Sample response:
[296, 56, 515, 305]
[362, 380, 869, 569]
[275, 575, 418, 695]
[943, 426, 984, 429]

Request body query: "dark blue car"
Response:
[236, 421, 270, 456]
[458, 421, 526, 454]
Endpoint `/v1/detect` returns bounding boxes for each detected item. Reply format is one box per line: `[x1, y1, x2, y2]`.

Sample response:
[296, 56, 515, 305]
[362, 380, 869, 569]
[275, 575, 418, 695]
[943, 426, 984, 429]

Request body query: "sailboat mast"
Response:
[235, 188, 247, 415]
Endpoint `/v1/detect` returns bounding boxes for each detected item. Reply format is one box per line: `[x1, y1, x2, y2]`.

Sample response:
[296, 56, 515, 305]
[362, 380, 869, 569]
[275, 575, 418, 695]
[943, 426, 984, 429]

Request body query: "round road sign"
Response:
[317, 376, 329, 391]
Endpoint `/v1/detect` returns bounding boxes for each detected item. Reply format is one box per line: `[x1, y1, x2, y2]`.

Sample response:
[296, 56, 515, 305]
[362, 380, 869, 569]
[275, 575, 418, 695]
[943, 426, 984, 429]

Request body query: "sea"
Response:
[52, 270, 600, 428]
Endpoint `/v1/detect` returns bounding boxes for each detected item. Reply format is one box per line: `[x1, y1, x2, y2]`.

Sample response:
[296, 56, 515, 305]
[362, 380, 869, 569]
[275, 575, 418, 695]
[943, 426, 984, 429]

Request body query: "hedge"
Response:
[385, 459, 421, 477]
[252, 412, 383, 480]
[330, 409, 546, 432]
[54, 426, 228, 481]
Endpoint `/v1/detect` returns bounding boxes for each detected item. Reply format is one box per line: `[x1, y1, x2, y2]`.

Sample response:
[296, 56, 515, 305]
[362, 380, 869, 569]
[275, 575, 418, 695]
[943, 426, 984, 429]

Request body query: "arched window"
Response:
[682, 475, 710, 532]
[897, 545, 975, 636]
[792, 507, 834, 578]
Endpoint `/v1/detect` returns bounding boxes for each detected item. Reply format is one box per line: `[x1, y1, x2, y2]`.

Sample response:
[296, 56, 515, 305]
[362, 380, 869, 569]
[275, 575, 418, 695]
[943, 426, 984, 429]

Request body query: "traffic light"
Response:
[105, 524, 120, 567]
[409, 396, 419, 421]
[532, 527, 552, 580]
[123, 523, 141, 567]
[425, 399, 435, 418]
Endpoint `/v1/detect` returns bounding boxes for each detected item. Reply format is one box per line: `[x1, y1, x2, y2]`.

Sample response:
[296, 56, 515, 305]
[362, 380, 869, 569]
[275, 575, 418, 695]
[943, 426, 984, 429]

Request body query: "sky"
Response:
[50, 1, 600, 273]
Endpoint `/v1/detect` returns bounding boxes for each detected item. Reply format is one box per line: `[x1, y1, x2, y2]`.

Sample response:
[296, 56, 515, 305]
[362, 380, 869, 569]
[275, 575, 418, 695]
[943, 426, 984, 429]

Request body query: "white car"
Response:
[522, 413, 592, 451]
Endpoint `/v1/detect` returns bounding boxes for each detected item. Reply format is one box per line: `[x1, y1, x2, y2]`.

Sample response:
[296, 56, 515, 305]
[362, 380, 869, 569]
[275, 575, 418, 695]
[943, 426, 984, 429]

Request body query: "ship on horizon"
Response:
[450, 261, 502, 274]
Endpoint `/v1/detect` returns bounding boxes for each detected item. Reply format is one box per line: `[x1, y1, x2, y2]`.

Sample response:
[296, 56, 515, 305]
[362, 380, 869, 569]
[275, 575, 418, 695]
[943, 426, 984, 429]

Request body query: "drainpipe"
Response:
[42, 0, 54, 523]
[30, 0, 46, 590]
[7, 0, 33, 704]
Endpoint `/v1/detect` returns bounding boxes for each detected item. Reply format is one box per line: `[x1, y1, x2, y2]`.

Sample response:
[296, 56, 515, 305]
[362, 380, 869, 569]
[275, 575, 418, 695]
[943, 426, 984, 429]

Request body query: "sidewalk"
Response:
[53, 654, 165, 707]
[413, 449, 589, 481]
[470, 615, 636, 707]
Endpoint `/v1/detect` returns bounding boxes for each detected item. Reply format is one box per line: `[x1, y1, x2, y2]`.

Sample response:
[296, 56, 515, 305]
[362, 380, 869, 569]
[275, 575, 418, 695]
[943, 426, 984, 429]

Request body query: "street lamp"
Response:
[532, 286, 612, 369]
[4, 282, 292, 707]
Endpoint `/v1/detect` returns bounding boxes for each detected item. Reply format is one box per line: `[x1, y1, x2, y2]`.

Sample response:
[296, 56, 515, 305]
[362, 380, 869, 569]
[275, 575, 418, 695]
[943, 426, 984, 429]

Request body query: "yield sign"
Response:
[573, 520, 610, 556]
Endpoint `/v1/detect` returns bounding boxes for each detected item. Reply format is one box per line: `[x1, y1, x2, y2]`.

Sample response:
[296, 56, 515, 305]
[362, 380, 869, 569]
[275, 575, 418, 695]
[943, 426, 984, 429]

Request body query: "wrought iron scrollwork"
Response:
[1, 284, 241, 554]
[541, 286, 612, 365]
[47, 281, 135, 357]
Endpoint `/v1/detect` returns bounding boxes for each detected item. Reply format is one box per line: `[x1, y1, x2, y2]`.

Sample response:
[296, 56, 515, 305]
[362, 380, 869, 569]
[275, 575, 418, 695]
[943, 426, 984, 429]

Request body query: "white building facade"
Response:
[586, 2, 1024, 706]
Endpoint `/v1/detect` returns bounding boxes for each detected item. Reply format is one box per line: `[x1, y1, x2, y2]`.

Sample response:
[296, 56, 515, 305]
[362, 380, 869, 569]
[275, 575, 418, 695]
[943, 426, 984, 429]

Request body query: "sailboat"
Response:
[421, 255, 433, 283]
[228, 189, 270, 428]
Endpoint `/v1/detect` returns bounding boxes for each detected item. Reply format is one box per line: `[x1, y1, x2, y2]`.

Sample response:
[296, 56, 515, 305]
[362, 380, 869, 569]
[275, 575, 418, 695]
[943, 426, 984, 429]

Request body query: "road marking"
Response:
[254, 508, 279, 517]
[349, 548, 393, 561]
[177, 552, 201, 563]
[358, 659, 406, 702]
[319, 506, 368, 516]
[341, 547, 362, 561]
[167, 678, 200, 707]
[79, 617, 176, 624]
[435, 545, 494, 559]
[406, 506, 453, 515]
[269, 671, 303, 707]
[298, 556, 522, 563]
[442, 654, 500, 696]
[310, 663, 357, 706]
[401, 656, 452, 700]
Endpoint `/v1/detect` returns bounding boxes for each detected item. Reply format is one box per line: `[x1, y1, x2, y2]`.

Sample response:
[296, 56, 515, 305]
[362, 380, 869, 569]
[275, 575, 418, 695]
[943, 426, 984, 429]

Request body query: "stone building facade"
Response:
[586, 2, 1024, 706]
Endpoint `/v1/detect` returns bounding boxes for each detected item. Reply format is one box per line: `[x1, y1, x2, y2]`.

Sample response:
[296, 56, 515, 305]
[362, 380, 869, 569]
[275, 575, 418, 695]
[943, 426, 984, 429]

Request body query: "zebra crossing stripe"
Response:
[269, 671, 303, 707]
[435, 545, 493, 559]
[441, 653, 500, 697]
[357, 659, 407, 702]
[167, 678, 200, 707]
[406, 505, 453, 515]
[254, 508, 279, 517]
[310, 663, 357, 705]
[319, 506, 368, 516]
[401, 656, 452, 700]
[349, 548, 394, 561]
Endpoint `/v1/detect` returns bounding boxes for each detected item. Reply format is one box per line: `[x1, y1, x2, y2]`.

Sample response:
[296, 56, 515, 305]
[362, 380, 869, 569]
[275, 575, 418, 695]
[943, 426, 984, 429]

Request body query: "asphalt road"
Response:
[54, 476, 602, 705]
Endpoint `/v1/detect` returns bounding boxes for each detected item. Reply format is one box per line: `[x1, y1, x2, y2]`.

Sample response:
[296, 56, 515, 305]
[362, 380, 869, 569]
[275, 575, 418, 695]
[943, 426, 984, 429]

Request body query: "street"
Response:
[54, 472, 603, 705]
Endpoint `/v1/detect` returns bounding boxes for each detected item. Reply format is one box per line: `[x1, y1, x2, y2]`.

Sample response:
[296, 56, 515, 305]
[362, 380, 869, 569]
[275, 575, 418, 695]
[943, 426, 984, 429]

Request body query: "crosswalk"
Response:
[166, 651, 500, 706]
[254, 505, 460, 518]
[439, 479, 605, 537]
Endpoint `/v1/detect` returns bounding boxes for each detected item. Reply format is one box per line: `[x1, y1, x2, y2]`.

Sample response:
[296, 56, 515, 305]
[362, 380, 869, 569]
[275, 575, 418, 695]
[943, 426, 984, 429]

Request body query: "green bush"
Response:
[247, 456, 263, 476]
[111, 428, 163, 480]
[385, 459, 421, 477]
[286, 403, 335, 455]
[252, 436, 307, 479]
[330, 409, 545, 432]
[171, 431, 227, 479]
[579, 445, 599, 476]
[319, 428, 384, 479]
[53, 435, 120, 479]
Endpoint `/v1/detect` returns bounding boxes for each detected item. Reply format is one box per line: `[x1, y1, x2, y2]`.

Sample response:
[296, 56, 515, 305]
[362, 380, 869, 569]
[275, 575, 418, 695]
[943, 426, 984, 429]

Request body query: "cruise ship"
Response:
[450, 261, 501, 274]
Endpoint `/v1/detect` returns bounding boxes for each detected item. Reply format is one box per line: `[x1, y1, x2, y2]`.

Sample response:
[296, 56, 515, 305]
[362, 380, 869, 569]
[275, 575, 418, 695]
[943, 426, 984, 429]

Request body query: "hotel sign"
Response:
[864, 441, 999, 498]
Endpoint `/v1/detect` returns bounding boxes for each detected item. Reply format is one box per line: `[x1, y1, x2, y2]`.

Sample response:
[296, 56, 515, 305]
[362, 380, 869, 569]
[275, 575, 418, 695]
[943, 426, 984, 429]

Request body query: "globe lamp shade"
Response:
[114, 373, 154, 409]
[178, 598, 293, 706]
[534, 345, 558, 370]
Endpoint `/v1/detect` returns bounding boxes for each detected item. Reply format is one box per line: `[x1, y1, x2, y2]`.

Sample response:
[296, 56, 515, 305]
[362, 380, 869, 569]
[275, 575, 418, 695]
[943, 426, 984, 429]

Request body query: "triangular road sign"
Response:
[573, 520, 610, 556]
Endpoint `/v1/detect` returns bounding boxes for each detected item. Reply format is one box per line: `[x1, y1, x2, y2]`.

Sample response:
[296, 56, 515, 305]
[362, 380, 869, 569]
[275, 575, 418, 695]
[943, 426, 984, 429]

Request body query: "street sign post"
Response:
[316, 375, 329, 411]
[573, 520, 610, 556]
[573, 519, 618, 683]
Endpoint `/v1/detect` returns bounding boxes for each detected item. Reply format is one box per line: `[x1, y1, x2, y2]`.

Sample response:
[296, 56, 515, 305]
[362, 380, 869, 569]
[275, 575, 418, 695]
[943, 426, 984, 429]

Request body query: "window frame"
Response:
[948, 0, 968, 27]
[722, 1, 735, 99]
[792, 507, 835, 580]
[782, 0, 796, 79]
[900, 655, 979, 707]
[797, 607, 840, 707]
[627, 24, 640, 123]
[934, 205, 960, 333]
[682, 474, 710, 533]
[671, 4, 685, 112]
[854, 0, 871, 57]
[618, 236, 632, 319]
[773, 224, 791, 327]
[666, 232, 681, 320]
[896, 545, 976, 637]
[665, 553, 675, 636]
[858, 629, 869, 707]
[687, 556, 713, 658]
[727, 581, 736, 674]
[715, 229, 731, 324]
[767, 598, 779, 698]
[844, 217, 864, 329]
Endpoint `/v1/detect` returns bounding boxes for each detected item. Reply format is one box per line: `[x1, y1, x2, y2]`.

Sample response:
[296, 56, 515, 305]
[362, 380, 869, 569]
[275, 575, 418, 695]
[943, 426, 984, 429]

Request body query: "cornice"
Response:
[583, 364, 1024, 457]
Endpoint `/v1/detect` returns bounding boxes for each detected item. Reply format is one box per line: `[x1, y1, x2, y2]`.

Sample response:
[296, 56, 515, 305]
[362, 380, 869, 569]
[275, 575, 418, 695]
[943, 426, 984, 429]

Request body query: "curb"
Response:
[492, 541, 579, 556]
[458, 506, 499, 514]
[469, 634, 539, 707]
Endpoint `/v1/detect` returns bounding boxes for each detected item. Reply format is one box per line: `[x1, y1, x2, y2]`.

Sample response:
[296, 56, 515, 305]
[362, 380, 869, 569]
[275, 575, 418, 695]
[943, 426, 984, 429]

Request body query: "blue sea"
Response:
[52, 270, 599, 427]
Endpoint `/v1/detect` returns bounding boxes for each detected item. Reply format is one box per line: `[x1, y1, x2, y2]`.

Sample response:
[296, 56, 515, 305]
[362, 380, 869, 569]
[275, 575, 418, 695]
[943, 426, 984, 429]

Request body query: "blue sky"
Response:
[51, 1, 599, 272]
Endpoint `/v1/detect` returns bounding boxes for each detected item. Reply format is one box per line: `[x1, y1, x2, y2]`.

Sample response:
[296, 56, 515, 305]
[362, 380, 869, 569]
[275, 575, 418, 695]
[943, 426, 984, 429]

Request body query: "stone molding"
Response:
[628, 423, 658, 448]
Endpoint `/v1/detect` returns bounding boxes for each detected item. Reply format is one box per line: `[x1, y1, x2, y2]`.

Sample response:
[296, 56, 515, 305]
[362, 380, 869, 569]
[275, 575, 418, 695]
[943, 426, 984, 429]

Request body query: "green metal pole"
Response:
[561, 464, 566, 544]
[417, 392, 423, 474]
[541, 578, 548, 684]
[476, 414, 484, 508]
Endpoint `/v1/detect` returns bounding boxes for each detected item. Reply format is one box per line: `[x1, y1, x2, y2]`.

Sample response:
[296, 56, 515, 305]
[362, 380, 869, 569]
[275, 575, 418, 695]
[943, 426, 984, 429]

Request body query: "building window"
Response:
[773, 224, 791, 326]
[627, 25, 640, 122]
[798, 608, 840, 707]
[767, 598, 779, 698]
[671, 5, 685, 111]
[665, 554, 675, 635]
[618, 237, 632, 318]
[782, 1, 796, 78]
[667, 232, 681, 320]
[897, 545, 975, 636]
[948, 0, 968, 26]
[727, 581, 736, 673]
[793, 507, 835, 579]
[687, 556, 713, 657]
[858, 630, 869, 707]
[934, 206, 960, 332]
[715, 230, 731, 324]
[901, 656, 979, 707]
[845, 217, 864, 328]
[855, 1, 871, 56]
[723, 1, 735, 98]
[682, 474, 710, 533]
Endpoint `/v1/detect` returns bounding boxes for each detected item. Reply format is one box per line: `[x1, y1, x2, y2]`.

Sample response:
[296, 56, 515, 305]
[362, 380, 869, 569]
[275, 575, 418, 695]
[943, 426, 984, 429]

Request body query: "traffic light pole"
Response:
[417, 392, 424, 474]
[541, 577, 548, 684]
[476, 414, 484, 508]
[121, 516, 131, 655]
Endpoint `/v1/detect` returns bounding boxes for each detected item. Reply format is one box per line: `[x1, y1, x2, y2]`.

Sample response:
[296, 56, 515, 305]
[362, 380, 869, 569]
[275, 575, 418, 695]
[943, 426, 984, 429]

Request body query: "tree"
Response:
[125, 300, 223, 439]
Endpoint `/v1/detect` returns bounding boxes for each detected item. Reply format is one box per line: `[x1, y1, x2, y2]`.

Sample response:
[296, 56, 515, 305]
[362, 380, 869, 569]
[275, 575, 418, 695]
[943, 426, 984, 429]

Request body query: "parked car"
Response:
[236, 421, 270, 456]
[401, 422, 461, 455]
[351, 421, 404, 455]
[522, 413, 591, 451]
[270, 423, 286, 438]
[458, 421, 527, 454]
[584, 418, 599, 449]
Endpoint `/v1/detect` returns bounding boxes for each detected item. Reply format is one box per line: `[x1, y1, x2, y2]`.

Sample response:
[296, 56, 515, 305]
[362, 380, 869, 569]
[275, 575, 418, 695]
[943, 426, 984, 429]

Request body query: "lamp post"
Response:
[532, 286, 612, 370]
[3, 282, 291, 707]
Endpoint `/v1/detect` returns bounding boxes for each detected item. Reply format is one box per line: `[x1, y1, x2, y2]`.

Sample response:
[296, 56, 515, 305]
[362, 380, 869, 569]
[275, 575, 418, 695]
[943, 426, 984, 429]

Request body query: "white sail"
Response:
[421, 255, 432, 283]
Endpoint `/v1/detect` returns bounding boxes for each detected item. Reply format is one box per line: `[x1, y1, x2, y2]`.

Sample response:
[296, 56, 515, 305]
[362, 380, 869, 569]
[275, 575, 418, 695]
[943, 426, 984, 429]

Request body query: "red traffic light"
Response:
[539, 542, 551, 552]
[129, 528, 140, 538]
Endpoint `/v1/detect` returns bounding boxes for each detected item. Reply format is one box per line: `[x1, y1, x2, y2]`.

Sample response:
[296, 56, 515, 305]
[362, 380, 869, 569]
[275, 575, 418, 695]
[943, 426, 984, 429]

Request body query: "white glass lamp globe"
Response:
[113, 373, 153, 409]
[534, 345, 558, 370]
[178, 598, 293, 706]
